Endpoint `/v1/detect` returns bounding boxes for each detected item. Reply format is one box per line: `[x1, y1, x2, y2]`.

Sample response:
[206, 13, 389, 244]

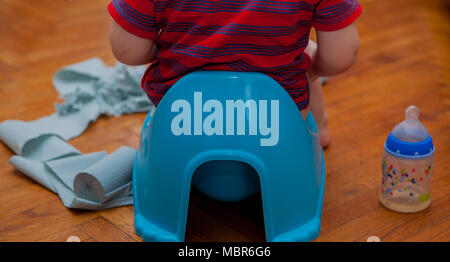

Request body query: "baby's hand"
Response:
[305, 40, 319, 81]
[305, 40, 317, 59]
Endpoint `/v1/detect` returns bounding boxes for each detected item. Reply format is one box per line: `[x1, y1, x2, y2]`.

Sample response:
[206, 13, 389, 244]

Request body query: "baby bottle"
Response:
[379, 105, 435, 213]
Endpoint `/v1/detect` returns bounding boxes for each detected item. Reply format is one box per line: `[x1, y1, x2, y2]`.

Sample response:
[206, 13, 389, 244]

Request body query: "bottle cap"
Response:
[385, 106, 434, 158]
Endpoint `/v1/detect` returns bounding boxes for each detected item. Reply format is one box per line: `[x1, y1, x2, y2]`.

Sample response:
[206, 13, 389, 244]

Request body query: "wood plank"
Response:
[78, 217, 136, 242]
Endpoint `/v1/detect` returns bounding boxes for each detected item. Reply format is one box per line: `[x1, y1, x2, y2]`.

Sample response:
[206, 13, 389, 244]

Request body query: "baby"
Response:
[108, 0, 361, 147]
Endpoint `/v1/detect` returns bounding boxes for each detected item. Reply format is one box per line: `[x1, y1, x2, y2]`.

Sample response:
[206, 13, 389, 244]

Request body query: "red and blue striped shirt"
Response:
[108, 0, 362, 110]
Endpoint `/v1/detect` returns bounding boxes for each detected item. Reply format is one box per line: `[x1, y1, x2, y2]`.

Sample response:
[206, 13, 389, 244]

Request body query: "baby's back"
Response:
[109, 0, 362, 109]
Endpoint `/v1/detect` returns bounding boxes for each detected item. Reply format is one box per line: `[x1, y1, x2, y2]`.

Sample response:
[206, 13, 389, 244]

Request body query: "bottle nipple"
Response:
[405, 105, 419, 121]
[392, 105, 429, 142]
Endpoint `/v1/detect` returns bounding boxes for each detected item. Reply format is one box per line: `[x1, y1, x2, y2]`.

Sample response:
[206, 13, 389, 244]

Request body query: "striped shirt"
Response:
[108, 0, 362, 110]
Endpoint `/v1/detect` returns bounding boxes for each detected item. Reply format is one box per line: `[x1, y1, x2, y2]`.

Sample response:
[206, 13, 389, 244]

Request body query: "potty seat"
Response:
[133, 71, 326, 242]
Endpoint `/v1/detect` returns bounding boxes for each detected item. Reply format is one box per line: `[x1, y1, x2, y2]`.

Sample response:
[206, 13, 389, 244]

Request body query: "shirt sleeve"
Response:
[312, 0, 362, 31]
[108, 0, 158, 39]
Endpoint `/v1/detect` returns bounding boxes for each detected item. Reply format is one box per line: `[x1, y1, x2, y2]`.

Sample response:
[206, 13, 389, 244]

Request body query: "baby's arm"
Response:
[309, 23, 360, 77]
[109, 21, 157, 66]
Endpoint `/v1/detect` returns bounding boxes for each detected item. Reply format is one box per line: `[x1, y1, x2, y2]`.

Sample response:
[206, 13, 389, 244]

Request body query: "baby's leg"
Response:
[300, 108, 309, 121]
[309, 77, 330, 148]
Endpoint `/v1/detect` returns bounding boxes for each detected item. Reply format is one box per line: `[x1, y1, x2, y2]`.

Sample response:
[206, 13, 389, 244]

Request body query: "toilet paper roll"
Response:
[73, 146, 136, 203]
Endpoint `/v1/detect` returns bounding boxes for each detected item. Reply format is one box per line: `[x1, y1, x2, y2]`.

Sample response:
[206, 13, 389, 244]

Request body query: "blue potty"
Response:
[133, 71, 325, 242]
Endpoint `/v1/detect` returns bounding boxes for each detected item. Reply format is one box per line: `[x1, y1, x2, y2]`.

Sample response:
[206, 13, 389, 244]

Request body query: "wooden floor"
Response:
[0, 0, 449, 242]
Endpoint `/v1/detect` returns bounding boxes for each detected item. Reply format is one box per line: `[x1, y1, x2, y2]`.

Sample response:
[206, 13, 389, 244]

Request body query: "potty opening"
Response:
[186, 160, 266, 241]
[191, 160, 261, 202]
